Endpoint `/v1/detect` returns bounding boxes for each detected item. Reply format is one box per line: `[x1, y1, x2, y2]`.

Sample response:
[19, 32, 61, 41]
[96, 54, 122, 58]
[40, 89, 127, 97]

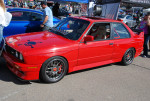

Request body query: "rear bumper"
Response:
[135, 47, 143, 58]
[3, 52, 42, 80]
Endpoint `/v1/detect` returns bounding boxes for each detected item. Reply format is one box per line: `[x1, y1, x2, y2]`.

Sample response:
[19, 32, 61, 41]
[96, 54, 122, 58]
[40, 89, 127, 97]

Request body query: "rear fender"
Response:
[139, 32, 144, 38]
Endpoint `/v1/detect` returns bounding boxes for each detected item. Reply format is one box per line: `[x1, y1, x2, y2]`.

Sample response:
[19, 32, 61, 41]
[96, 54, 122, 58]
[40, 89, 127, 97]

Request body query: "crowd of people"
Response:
[7, 0, 27, 8]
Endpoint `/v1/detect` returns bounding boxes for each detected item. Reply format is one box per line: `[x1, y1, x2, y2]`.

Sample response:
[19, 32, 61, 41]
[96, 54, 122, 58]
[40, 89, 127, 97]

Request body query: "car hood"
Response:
[5, 31, 76, 55]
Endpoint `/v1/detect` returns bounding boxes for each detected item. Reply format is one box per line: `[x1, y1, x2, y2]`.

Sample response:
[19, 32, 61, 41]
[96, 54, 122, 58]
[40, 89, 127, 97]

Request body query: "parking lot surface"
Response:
[0, 54, 150, 101]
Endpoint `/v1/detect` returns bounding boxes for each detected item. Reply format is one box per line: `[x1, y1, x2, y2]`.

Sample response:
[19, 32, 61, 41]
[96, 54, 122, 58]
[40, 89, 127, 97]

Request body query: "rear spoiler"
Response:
[130, 28, 143, 33]
[130, 28, 143, 35]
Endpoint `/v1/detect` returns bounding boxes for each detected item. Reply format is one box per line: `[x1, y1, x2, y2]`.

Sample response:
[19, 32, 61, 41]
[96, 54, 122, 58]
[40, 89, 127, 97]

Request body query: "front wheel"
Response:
[121, 48, 135, 65]
[40, 56, 68, 83]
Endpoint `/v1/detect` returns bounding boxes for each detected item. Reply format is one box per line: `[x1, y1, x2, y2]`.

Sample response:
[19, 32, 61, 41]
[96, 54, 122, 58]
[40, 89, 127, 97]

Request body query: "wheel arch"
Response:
[39, 55, 69, 83]
[40, 55, 69, 73]
[121, 47, 135, 65]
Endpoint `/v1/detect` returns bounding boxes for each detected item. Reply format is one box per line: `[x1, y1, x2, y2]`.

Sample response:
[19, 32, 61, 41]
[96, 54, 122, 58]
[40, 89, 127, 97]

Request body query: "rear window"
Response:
[112, 23, 130, 39]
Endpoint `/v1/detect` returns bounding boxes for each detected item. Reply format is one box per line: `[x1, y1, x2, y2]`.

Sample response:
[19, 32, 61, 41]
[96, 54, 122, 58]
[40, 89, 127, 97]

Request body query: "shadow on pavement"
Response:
[31, 64, 113, 84]
[67, 64, 112, 76]
[0, 57, 31, 85]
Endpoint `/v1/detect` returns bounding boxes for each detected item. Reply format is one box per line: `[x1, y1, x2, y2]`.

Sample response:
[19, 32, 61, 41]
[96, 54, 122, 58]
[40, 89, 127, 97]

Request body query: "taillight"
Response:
[117, 19, 123, 21]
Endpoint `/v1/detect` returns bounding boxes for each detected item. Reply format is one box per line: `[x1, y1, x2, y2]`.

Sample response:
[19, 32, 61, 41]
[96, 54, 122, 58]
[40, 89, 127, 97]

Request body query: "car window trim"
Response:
[112, 22, 131, 40]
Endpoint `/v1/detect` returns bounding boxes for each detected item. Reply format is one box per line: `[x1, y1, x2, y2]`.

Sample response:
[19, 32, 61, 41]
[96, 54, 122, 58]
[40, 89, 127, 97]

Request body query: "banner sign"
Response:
[101, 2, 120, 20]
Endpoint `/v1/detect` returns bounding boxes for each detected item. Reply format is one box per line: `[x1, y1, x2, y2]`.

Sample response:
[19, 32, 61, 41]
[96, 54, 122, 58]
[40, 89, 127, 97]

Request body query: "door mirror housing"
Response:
[84, 35, 94, 42]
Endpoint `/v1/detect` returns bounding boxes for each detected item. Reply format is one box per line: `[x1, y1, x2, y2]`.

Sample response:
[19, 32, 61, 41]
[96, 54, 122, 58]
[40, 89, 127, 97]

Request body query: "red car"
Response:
[3, 16, 144, 83]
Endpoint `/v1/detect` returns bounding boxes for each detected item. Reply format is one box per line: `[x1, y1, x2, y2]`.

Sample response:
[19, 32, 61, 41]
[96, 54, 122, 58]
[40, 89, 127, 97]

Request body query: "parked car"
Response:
[118, 15, 137, 28]
[58, 8, 71, 19]
[3, 16, 144, 83]
[3, 8, 61, 37]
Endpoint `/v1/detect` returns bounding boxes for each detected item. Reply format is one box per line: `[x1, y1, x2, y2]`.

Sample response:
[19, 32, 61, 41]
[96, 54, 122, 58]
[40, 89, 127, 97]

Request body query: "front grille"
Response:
[5, 44, 17, 57]
[5, 44, 24, 62]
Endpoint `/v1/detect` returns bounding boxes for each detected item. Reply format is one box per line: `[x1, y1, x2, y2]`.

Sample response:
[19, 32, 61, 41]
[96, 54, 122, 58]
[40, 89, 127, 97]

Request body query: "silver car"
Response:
[118, 15, 137, 28]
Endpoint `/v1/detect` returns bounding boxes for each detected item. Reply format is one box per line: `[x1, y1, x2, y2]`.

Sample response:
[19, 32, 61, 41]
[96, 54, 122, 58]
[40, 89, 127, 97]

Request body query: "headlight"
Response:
[19, 53, 23, 61]
[15, 51, 19, 58]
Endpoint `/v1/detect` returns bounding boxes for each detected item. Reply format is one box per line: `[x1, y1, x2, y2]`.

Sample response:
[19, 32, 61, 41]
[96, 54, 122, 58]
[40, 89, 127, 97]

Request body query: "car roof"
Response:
[7, 8, 43, 14]
[71, 16, 122, 23]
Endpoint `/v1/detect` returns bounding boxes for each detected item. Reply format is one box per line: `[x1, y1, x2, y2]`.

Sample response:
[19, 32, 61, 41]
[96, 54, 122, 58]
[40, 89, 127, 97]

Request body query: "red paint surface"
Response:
[3, 17, 144, 81]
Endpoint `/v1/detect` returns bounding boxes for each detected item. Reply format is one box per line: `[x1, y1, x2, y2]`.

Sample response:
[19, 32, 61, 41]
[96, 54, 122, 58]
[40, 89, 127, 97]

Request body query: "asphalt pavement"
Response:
[0, 53, 150, 101]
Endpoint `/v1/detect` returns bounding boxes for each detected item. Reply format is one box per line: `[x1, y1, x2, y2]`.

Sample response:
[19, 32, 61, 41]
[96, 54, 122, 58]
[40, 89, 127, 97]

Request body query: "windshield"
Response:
[50, 17, 90, 40]
[118, 15, 125, 18]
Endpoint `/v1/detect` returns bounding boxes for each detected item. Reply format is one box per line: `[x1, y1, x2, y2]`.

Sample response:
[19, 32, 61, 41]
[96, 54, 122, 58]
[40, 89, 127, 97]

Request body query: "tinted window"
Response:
[126, 16, 132, 20]
[87, 23, 111, 41]
[31, 12, 42, 21]
[112, 23, 130, 39]
[11, 11, 31, 21]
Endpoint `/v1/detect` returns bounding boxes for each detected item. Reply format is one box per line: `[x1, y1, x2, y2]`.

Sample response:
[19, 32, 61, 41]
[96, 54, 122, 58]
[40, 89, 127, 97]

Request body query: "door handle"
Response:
[109, 43, 113, 45]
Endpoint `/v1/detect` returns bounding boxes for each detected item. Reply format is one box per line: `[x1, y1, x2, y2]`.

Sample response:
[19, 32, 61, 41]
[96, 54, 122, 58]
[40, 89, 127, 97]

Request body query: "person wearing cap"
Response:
[40, 1, 53, 31]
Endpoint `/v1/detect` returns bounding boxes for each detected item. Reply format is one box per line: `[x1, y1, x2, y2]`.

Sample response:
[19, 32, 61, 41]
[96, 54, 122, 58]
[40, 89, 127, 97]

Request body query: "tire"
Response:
[121, 48, 135, 65]
[40, 56, 68, 83]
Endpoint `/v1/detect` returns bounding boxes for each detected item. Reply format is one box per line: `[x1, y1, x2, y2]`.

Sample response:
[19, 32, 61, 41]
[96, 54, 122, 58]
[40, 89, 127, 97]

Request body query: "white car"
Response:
[118, 15, 137, 28]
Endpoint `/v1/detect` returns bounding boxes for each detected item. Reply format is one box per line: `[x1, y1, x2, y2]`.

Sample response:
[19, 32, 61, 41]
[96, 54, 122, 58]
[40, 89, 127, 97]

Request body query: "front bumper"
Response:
[3, 52, 42, 80]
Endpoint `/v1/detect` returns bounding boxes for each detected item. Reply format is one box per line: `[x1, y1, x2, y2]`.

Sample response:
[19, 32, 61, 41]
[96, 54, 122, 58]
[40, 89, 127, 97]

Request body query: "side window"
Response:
[128, 16, 132, 20]
[112, 23, 130, 39]
[87, 23, 111, 41]
[11, 11, 31, 21]
[31, 12, 42, 21]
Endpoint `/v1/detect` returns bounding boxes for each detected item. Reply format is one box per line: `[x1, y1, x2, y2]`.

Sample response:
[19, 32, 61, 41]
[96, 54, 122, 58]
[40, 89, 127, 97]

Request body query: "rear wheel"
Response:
[121, 48, 135, 65]
[40, 56, 68, 83]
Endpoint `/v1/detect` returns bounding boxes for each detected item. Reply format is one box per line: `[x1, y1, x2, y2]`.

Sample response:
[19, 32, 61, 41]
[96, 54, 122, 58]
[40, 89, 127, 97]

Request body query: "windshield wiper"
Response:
[50, 28, 69, 39]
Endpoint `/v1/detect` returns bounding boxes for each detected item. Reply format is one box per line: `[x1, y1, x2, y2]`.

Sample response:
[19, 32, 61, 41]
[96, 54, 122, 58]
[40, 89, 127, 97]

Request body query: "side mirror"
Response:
[84, 35, 94, 42]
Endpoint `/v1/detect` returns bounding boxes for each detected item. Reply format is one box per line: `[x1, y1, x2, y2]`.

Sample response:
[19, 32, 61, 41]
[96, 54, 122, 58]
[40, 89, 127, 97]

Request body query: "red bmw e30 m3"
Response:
[3, 16, 144, 83]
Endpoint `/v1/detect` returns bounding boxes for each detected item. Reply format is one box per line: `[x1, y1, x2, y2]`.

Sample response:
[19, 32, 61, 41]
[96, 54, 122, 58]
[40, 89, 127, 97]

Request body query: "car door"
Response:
[3, 11, 31, 37]
[111, 23, 133, 60]
[78, 23, 114, 66]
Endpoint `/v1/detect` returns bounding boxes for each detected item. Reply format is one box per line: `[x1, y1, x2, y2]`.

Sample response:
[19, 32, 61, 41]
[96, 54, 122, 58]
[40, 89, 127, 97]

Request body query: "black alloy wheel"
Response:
[40, 56, 68, 83]
[121, 48, 135, 65]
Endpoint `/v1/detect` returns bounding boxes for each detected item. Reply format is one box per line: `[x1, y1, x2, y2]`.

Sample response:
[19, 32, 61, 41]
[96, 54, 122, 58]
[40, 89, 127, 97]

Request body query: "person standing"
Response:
[0, 0, 6, 56]
[40, 1, 53, 31]
[139, 13, 150, 57]
[144, 13, 150, 57]
[7, 0, 12, 6]
[20, 1, 24, 8]
[52, 2, 59, 17]
[0, 0, 6, 43]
